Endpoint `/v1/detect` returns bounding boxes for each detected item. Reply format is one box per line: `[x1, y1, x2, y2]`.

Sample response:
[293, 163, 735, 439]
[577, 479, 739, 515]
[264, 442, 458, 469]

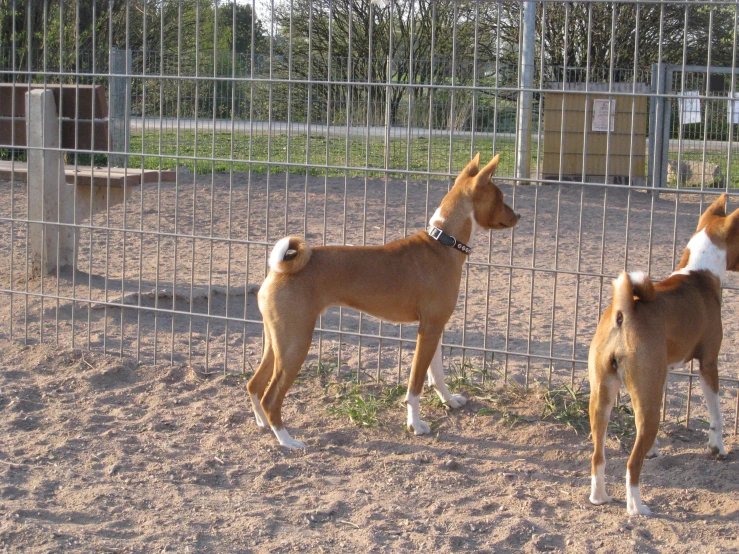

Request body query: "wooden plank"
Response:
[0, 83, 109, 151]
[0, 160, 175, 187]
[543, 83, 648, 182]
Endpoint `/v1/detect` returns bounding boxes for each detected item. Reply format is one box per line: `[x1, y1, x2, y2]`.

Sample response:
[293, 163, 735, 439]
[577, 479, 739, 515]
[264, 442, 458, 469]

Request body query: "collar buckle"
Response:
[428, 226, 443, 241]
[427, 225, 471, 256]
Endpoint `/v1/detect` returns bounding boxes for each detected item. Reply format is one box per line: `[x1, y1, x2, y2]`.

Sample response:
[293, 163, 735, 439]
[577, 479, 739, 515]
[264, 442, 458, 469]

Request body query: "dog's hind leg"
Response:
[699, 357, 727, 458]
[247, 328, 274, 429]
[427, 341, 467, 409]
[625, 397, 661, 516]
[588, 373, 619, 506]
[405, 323, 444, 435]
[261, 325, 314, 449]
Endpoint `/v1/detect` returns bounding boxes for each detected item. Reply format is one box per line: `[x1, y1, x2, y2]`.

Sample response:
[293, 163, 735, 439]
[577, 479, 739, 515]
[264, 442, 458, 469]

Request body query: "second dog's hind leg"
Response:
[427, 341, 467, 409]
[625, 399, 661, 516]
[589, 373, 619, 506]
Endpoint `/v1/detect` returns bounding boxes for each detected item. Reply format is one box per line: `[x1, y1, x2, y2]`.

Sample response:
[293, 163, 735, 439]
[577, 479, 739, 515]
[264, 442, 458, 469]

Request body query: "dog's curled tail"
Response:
[268, 236, 312, 274]
[627, 271, 656, 302]
[611, 271, 656, 324]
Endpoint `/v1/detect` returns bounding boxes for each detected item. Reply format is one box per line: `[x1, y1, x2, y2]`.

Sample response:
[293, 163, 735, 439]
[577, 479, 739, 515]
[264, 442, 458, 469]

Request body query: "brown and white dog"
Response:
[588, 193, 736, 516]
[247, 153, 519, 448]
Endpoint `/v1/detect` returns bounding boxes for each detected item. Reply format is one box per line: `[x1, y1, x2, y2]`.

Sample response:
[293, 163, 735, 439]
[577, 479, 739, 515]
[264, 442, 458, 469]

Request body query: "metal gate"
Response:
[0, 0, 737, 433]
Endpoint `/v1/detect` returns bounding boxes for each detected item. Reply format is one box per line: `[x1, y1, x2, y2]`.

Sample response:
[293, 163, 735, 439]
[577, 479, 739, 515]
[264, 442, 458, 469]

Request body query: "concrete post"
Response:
[27, 89, 75, 276]
[659, 67, 674, 190]
[515, 1, 536, 182]
[110, 47, 132, 167]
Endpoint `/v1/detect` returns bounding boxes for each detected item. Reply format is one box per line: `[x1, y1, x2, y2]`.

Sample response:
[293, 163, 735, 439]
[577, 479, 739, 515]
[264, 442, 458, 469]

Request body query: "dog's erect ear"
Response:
[476, 154, 501, 183]
[724, 207, 739, 270]
[461, 153, 481, 177]
[700, 193, 727, 224]
[726, 204, 739, 234]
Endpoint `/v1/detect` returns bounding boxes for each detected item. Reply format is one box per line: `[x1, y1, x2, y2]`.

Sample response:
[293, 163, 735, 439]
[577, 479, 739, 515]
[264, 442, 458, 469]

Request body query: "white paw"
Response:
[645, 446, 662, 459]
[708, 432, 727, 458]
[254, 412, 269, 429]
[589, 492, 612, 505]
[409, 420, 431, 435]
[709, 444, 727, 459]
[272, 426, 306, 449]
[445, 394, 467, 409]
[627, 503, 652, 517]
[279, 437, 306, 449]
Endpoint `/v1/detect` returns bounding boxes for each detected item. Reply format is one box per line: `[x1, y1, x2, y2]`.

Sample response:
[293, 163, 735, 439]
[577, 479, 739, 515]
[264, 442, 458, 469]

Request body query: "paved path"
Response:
[129, 117, 517, 139]
[129, 118, 739, 152]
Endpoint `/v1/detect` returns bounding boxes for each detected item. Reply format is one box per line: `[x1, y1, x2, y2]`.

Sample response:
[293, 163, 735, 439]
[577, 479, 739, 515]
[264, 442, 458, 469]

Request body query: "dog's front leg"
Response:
[405, 326, 443, 435]
[427, 342, 467, 409]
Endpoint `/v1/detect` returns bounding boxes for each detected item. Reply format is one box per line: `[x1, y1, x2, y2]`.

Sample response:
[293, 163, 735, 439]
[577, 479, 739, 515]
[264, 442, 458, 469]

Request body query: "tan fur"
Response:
[588, 193, 739, 514]
[248, 153, 519, 445]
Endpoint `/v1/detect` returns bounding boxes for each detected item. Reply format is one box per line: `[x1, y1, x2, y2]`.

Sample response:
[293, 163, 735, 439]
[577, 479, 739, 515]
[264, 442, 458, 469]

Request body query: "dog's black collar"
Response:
[427, 226, 472, 255]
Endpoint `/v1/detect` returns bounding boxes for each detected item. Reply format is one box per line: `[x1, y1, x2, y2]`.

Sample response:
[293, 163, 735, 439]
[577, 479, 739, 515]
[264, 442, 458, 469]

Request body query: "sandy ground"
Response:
[0, 170, 738, 551]
[0, 341, 737, 553]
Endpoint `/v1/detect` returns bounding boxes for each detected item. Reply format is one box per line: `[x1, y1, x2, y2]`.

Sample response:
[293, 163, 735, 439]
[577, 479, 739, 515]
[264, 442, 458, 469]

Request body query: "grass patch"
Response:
[315, 356, 641, 440]
[326, 381, 407, 427]
[326, 384, 381, 427]
[541, 385, 590, 435]
[125, 131, 523, 178]
[500, 409, 531, 428]
[608, 403, 636, 444]
[447, 357, 498, 394]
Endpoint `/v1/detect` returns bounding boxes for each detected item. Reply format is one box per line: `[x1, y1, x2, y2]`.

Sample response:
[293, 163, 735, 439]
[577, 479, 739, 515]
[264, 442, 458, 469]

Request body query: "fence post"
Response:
[110, 47, 131, 167]
[27, 89, 74, 276]
[648, 64, 661, 187]
[515, 1, 536, 182]
[659, 66, 674, 190]
[648, 63, 670, 188]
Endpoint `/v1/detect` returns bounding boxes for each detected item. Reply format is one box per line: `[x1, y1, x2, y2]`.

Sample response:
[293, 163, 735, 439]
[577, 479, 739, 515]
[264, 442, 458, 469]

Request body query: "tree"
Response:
[273, 0, 502, 126]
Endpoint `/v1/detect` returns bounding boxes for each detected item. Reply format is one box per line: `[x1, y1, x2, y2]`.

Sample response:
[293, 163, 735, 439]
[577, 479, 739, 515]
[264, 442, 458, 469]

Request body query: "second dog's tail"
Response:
[268, 236, 312, 274]
[612, 271, 656, 322]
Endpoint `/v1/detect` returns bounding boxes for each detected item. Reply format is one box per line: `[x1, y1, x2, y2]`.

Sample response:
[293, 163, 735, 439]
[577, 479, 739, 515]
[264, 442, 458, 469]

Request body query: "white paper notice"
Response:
[679, 90, 701, 125]
[728, 92, 739, 124]
[592, 99, 615, 132]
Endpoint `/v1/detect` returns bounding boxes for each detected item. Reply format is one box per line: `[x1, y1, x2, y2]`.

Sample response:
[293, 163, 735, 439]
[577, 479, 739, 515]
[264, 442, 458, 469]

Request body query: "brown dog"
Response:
[247, 153, 519, 448]
[588, 194, 736, 515]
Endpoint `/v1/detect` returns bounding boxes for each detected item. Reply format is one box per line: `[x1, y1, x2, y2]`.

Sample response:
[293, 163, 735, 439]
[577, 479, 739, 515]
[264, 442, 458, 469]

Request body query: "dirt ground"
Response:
[1, 170, 739, 552]
[0, 340, 737, 553]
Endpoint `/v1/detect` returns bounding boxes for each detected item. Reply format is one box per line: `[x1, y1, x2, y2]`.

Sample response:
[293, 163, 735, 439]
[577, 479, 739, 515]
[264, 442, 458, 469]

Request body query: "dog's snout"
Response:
[515, 212, 522, 220]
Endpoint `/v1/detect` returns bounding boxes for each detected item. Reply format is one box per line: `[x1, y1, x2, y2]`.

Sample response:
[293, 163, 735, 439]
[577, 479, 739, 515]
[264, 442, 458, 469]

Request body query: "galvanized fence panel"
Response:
[0, 0, 737, 435]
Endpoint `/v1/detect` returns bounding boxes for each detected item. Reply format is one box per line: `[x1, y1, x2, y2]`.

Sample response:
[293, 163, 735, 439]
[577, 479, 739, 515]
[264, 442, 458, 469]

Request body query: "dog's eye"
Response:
[611, 357, 619, 372]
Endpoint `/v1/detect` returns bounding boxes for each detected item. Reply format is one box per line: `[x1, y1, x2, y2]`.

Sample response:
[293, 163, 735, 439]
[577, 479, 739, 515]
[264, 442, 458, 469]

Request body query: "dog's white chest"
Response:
[672, 229, 726, 282]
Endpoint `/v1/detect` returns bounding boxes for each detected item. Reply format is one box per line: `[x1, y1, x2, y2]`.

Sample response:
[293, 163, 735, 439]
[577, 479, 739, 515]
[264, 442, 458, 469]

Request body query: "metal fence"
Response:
[0, 0, 738, 435]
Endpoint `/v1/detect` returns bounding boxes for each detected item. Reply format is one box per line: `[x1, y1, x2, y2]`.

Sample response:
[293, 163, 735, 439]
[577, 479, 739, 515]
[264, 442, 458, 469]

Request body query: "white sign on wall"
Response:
[728, 91, 739, 125]
[592, 99, 616, 132]
[680, 90, 702, 125]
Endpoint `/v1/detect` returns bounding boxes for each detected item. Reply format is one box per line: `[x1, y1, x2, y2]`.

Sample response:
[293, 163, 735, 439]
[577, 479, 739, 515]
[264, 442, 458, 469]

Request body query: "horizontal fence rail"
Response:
[0, 0, 737, 436]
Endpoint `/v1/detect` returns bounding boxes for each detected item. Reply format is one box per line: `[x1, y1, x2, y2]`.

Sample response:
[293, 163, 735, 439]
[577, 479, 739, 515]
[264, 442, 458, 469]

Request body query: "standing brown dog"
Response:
[588, 194, 736, 515]
[247, 153, 519, 448]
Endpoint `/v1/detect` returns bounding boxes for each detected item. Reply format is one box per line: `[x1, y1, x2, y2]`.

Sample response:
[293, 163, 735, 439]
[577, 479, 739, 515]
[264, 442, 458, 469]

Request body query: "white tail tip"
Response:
[628, 271, 648, 286]
[268, 237, 292, 273]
